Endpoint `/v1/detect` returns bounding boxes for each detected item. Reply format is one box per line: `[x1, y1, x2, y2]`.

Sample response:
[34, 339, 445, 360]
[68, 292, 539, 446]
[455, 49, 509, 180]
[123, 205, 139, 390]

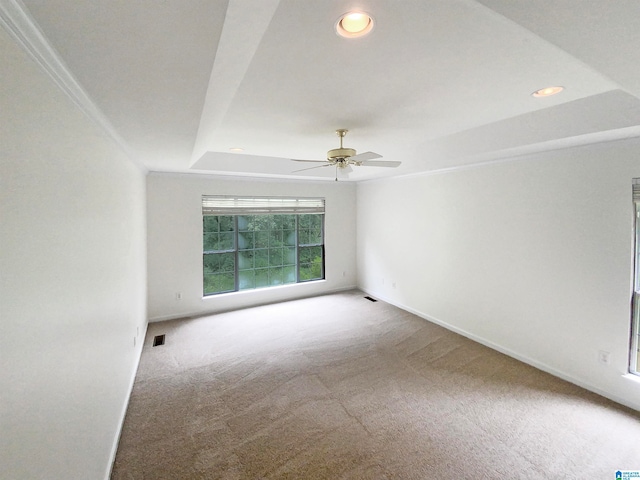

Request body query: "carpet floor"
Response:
[112, 290, 640, 479]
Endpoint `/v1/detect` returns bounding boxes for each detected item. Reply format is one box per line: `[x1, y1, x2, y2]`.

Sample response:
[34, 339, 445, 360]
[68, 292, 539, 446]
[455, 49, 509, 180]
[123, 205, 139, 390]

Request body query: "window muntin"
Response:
[202, 197, 324, 296]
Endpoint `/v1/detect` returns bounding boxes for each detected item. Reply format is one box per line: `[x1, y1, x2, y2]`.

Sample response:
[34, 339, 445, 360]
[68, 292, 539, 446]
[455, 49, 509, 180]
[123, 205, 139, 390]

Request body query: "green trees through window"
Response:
[203, 214, 324, 296]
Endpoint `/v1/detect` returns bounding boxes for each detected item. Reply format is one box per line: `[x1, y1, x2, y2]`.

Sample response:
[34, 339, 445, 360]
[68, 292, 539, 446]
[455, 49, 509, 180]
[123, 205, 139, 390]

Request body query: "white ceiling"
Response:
[12, 0, 640, 181]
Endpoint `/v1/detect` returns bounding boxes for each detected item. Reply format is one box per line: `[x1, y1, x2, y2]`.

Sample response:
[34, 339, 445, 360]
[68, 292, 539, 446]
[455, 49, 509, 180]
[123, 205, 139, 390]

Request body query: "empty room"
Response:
[2, 1, 640, 479]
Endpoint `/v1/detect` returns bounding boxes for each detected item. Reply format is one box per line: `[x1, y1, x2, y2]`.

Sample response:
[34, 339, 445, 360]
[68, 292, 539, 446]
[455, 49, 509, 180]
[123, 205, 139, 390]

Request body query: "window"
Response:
[202, 196, 325, 296]
[631, 181, 640, 375]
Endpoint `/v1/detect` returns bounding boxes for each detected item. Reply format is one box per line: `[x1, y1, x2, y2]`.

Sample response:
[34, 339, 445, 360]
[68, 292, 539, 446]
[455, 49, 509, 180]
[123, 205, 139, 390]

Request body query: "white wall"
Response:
[147, 173, 357, 321]
[357, 138, 640, 411]
[0, 28, 147, 479]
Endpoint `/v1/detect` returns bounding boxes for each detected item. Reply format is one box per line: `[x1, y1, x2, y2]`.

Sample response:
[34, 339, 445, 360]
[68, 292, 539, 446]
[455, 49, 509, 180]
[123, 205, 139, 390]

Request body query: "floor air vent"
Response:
[153, 334, 165, 347]
[364, 296, 377, 302]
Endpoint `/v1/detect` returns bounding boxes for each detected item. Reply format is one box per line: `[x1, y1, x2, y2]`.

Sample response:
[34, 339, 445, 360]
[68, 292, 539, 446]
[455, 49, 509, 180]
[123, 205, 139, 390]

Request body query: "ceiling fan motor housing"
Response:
[327, 147, 356, 160]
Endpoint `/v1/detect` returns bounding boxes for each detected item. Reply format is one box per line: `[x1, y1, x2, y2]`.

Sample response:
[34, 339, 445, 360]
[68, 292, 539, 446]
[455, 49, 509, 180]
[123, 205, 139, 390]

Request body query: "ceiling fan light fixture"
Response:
[336, 11, 374, 38]
[532, 86, 564, 98]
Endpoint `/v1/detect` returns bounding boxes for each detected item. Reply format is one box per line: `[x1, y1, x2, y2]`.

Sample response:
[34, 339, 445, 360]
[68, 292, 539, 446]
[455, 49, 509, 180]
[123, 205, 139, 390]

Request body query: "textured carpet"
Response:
[112, 290, 640, 479]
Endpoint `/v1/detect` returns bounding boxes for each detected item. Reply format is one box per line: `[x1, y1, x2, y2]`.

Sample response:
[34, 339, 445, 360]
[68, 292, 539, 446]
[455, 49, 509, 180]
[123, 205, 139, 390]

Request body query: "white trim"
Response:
[147, 170, 350, 186]
[623, 373, 640, 387]
[0, 0, 147, 173]
[360, 125, 640, 185]
[361, 287, 640, 412]
[105, 321, 148, 480]
[148, 284, 357, 323]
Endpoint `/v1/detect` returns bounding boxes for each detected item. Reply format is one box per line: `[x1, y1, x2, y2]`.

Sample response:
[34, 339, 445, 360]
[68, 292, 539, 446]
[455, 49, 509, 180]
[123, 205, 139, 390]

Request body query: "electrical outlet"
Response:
[598, 350, 611, 365]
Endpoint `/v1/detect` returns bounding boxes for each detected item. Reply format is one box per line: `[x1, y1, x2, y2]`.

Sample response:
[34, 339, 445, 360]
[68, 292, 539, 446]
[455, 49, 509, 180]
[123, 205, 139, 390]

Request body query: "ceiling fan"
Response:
[292, 129, 401, 180]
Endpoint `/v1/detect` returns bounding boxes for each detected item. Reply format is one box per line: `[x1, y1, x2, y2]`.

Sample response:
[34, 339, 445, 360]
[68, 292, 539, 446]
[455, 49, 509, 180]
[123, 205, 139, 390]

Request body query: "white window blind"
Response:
[633, 180, 640, 201]
[202, 196, 325, 215]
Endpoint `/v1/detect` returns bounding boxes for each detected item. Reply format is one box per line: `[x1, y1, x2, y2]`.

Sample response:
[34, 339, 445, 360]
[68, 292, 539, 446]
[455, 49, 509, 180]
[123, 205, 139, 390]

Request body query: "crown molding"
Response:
[360, 124, 640, 185]
[0, 0, 147, 173]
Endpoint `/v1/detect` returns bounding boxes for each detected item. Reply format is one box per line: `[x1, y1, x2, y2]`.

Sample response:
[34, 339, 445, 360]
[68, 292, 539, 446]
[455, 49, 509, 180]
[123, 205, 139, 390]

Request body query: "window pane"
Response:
[306, 245, 320, 259]
[633, 201, 640, 375]
[632, 296, 640, 374]
[270, 230, 283, 247]
[284, 230, 296, 246]
[219, 232, 235, 250]
[281, 215, 295, 229]
[220, 272, 235, 291]
[219, 216, 234, 232]
[299, 245, 323, 281]
[238, 231, 254, 250]
[299, 246, 311, 263]
[269, 266, 284, 285]
[203, 254, 218, 274]
[284, 247, 296, 265]
[203, 274, 217, 295]
[309, 227, 322, 245]
[256, 231, 269, 248]
[299, 262, 322, 281]
[299, 214, 311, 228]
[239, 270, 255, 290]
[283, 265, 296, 284]
[204, 273, 234, 295]
[203, 233, 219, 252]
[269, 248, 283, 266]
[238, 251, 254, 270]
[255, 268, 269, 288]
[255, 249, 269, 268]
[298, 229, 310, 245]
[219, 252, 235, 273]
[203, 216, 219, 233]
[237, 215, 250, 231]
[305, 215, 322, 229]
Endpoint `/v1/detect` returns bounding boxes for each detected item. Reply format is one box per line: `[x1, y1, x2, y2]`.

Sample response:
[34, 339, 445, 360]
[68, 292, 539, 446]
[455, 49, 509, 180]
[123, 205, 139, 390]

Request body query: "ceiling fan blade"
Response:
[359, 160, 401, 168]
[349, 151, 382, 162]
[292, 164, 332, 173]
[292, 159, 327, 163]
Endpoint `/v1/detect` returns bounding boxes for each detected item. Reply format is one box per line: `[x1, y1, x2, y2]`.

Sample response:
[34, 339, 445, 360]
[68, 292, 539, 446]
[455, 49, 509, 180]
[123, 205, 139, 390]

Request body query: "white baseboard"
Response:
[105, 320, 148, 480]
[361, 288, 640, 412]
[148, 284, 358, 323]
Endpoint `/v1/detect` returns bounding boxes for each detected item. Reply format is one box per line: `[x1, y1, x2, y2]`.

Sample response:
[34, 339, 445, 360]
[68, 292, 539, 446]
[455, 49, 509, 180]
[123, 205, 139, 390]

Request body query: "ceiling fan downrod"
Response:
[327, 129, 356, 161]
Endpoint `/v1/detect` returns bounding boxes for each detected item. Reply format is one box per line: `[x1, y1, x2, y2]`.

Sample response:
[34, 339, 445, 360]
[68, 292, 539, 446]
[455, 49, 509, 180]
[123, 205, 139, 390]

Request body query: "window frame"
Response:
[630, 181, 640, 375]
[202, 196, 325, 297]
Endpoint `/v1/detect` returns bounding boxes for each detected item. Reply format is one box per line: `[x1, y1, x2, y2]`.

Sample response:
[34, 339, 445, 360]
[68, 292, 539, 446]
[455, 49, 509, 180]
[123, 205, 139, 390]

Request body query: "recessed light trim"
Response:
[532, 86, 564, 98]
[229, 147, 244, 152]
[336, 11, 374, 38]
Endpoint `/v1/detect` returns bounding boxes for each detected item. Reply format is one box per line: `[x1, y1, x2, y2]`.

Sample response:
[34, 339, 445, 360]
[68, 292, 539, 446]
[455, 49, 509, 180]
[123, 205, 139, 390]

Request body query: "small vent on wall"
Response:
[364, 296, 377, 302]
[153, 334, 166, 347]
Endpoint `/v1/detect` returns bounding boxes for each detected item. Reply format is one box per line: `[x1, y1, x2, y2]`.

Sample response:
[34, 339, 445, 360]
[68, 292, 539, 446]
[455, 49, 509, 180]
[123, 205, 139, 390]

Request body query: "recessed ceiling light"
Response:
[532, 86, 564, 98]
[229, 147, 244, 152]
[336, 11, 374, 38]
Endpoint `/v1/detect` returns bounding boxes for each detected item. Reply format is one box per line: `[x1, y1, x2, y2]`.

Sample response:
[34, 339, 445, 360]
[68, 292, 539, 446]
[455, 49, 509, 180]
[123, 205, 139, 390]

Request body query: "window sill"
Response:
[623, 373, 640, 384]
[202, 279, 326, 300]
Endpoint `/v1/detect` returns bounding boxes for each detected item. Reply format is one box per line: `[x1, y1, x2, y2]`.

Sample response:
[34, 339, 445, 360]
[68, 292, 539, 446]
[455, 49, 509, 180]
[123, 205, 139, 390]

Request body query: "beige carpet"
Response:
[112, 290, 640, 479]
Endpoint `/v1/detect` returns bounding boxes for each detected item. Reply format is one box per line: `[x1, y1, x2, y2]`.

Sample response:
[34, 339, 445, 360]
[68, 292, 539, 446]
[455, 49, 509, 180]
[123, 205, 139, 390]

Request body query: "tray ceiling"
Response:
[10, 0, 640, 181]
